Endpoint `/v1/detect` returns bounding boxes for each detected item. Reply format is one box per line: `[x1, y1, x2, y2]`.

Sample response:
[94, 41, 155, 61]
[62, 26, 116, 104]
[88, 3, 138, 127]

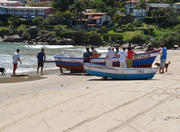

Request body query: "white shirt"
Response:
[13, 52, 20, 64]
[106, 50, 115, 61]
[117, 50, 127, 62]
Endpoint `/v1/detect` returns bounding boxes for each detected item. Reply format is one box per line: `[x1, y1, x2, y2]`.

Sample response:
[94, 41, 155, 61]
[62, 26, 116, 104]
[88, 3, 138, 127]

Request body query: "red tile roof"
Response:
[88, 16, 102, 20]
[87, 24, 97, 26]
[84, 12, 107, 16]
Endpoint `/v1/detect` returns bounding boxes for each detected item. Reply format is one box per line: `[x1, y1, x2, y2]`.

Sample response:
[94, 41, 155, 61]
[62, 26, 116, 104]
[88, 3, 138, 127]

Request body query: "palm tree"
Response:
[70, 0, 86, 24]
[136, 0, 147, 31]
[152, 8, 160, 25]
[80, 0, 91, 8]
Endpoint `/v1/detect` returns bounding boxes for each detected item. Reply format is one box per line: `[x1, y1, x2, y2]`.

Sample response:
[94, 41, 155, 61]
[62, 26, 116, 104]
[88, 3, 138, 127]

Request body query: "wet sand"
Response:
[0, 50, 180, 132]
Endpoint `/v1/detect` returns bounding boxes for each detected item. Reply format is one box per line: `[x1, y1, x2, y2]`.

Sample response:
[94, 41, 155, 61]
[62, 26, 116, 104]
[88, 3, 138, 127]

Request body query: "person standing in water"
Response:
[13, 49, 22, 75]
[37, 48, 46, 75]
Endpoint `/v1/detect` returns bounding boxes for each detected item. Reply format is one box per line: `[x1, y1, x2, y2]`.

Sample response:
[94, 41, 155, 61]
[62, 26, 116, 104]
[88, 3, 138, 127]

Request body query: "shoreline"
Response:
[0, 68, 65, 83]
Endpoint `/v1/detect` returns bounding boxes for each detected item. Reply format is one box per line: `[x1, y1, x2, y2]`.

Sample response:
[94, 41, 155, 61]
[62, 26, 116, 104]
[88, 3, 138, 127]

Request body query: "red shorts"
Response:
[13, 63, 17, 70]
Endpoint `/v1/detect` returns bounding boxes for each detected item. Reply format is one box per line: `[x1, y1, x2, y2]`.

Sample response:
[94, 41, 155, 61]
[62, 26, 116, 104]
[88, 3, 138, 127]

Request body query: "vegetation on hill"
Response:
[0, 0, 180, 48]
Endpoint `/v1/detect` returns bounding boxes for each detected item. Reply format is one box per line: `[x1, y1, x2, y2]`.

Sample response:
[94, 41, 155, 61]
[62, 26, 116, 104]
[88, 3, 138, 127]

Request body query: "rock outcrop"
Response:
[4, 35, 23, 42]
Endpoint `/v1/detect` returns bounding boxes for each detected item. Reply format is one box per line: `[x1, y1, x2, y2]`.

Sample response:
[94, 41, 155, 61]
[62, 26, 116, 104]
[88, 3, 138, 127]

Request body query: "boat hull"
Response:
[84, 63, 158, 80]
[54, 50, 160, 73]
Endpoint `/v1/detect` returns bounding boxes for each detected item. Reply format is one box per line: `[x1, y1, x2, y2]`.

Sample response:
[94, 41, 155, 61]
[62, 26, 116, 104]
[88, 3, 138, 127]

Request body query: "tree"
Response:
[91, 0, 106, 11]
[136, 0, 147, 17]
[80, 0, 92, 8]
[52, 0, 74, 12]
[88, 31, 103, 45]
[70, 0, 86, 23]
[152, 8, 160, 25]
[32, 16, 43, 27]
[113, 13, 125, 26]
[158, 7, 179, 27]
[8, 15, 20, 34]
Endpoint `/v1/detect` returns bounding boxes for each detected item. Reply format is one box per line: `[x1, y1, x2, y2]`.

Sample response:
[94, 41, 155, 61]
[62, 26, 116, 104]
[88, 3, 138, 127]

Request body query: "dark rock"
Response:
[29, 26, 38, 39]
[135, 46, 144, 49]
[58, 38, 75, 45]
[174, 44, 179, 49]
[0, 36, 4, 42]
[36, 37, 41, 41]
[49, 38, 57, 45]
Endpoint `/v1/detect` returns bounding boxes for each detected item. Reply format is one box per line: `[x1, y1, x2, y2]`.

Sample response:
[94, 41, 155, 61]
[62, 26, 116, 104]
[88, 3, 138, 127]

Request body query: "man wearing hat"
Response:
[117, 47, 128, 68]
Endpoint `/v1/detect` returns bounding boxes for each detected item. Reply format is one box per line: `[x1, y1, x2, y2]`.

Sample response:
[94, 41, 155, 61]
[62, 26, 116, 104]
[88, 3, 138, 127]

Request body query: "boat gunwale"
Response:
[54, 50, 160, 60]
[84, 63, 158, 71]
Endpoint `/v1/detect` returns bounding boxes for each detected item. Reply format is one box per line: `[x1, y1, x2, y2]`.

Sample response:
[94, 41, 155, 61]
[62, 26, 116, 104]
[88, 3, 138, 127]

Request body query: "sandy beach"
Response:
[0, 50, 180, 132]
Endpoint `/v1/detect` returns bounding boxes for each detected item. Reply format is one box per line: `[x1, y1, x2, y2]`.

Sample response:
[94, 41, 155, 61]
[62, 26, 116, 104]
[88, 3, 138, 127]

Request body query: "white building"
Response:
[133, 9, 146, 17]
[0, 6, 54, 17]
[0, 6, 7, 14]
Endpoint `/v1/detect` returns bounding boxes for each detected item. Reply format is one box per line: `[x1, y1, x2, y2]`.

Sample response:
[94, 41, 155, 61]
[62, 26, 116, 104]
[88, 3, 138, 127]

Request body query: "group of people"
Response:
[83, 44, 167, 74]
[83, 46, 135, 68]
[105, 46, 135, 68]
[12, 44, 167, 75]
[13, 48, 46, 75]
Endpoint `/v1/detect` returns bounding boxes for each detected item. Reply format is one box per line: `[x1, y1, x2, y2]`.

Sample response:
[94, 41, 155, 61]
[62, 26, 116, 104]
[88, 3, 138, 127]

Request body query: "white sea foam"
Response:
[97, 49, 107, 53]
[24, 45, 74, 49]
[45, 45, 74, 49]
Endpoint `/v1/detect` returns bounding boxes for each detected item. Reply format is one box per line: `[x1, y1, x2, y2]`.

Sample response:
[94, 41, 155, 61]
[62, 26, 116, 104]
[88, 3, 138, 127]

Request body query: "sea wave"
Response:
[97, 49, 107, 53]
[24, 45, 74, 49]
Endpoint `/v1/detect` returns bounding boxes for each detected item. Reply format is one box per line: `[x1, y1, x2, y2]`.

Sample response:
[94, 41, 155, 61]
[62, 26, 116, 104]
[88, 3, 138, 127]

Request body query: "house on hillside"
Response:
[30, 0, 53, 2]
[173, 3, 180, 13]
[81, 12, 112, 28]
[0, 6, 7, 14]
[0, 0, 21, 6]
[123, 0, 146, 18]
[148, 3, 170, 15]
[29, 0, 53, 5]
[0, 6, 54, 17]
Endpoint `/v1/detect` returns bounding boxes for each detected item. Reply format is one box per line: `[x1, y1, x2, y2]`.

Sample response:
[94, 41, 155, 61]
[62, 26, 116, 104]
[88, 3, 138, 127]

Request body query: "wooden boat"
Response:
[84, 63, 158, 80]
[54, 50, 160, 73]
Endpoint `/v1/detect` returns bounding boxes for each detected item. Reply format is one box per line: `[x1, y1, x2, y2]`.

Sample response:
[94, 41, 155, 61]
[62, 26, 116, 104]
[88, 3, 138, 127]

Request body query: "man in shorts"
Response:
[13, 49, 22, 75]
[37, 48, 46, 75]
[159, 44, 167, 74]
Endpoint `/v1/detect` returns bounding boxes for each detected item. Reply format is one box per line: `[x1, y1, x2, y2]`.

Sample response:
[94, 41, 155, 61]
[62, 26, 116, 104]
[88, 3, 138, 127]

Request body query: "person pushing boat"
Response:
[83, 47, 92, 63]
[127, 47, 135, 68]
[117, 47, 128, 68]
[105, 46, 115, 68]
[91, 47, 101, 58]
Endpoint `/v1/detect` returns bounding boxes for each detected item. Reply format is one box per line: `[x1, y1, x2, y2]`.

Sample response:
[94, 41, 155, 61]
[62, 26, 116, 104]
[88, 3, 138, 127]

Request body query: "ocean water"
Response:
[0, 42, 107, 74]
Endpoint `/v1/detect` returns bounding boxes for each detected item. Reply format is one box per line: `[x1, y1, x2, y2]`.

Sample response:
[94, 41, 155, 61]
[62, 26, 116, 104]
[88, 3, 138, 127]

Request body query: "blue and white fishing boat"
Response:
[54, 50, 160, 73]
[84, 63, 158, 80]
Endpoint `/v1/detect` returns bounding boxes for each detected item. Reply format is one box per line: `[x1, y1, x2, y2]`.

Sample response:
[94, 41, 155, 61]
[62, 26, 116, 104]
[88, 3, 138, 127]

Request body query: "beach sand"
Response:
[0, 50, 180, 132]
